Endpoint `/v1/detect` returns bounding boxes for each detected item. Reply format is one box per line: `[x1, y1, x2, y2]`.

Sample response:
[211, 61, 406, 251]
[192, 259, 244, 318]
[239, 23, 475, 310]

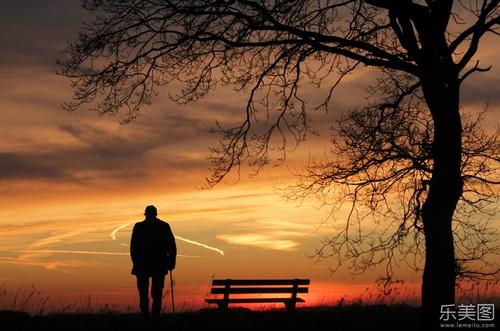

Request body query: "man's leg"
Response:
[136, 275, 150, 317]
[151, 273, 165, 318]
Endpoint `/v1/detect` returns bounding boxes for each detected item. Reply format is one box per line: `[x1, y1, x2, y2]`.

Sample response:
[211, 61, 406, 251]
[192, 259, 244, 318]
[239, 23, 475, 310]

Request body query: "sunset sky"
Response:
[0, 1, 499, 311]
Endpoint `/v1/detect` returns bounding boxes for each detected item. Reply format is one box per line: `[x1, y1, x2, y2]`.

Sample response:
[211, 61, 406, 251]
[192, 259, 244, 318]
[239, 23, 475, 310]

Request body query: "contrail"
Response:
[0, 256, 76, 268]
[110, 223, 225, 256]
[23, 249, 129, 256]
[18, 249, 204, 258]
[174, 235, 225, 256]
[110, 222, 131, 241]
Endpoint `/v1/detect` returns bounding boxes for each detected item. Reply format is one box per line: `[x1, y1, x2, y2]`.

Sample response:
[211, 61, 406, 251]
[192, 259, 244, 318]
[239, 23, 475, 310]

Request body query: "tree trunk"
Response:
[420, 67, 463, 328]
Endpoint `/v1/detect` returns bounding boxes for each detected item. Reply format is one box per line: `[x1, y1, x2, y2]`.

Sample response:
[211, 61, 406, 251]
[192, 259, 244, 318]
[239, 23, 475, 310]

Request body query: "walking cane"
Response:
[169, 270, 175, 315]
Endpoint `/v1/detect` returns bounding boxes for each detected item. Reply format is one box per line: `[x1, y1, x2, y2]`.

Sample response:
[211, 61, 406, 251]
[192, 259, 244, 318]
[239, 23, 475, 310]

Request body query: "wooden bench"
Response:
[205, 279, 310, 311]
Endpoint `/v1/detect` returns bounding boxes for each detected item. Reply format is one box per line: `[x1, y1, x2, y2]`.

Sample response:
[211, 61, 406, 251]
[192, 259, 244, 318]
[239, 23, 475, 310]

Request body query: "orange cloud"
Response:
[217, 233, 300, 251]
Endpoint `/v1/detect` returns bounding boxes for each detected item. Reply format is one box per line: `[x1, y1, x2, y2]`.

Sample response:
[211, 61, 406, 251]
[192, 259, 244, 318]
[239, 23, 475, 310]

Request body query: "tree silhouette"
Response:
[58, 0, 500, 327]
[287, 79, 499, 285]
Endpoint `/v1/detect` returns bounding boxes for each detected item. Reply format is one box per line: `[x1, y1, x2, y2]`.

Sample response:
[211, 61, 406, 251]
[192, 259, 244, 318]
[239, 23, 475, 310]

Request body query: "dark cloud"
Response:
[0, 152, 67, 180]
[58, 124, 157, 159]
[135, 107, 216, 143]
[58, 120, 211, 176]
[461, 74, 500, 107]
[0, 0, 87, 69]
[0, 121, 210, 184]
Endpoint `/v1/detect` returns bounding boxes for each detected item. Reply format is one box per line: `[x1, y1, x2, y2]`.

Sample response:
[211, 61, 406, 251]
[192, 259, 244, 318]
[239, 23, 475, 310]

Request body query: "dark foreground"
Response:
[1, 305, 421, 331]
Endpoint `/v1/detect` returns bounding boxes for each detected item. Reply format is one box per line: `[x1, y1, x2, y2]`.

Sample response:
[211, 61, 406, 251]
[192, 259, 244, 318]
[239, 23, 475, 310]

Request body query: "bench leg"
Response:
[284, 301, 296, 312]
[216, 301, 229, 311]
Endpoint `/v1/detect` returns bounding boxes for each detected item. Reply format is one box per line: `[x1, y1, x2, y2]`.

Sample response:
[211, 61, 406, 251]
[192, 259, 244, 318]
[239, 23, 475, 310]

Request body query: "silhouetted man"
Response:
[130, 205, 177, 319]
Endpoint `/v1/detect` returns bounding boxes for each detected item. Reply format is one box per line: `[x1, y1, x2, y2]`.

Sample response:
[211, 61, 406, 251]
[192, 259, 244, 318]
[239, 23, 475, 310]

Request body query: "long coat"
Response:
[130, 218, 177, 276]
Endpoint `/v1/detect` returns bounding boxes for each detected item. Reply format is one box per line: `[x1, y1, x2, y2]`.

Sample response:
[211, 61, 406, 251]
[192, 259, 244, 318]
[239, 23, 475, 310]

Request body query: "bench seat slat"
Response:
[212, 279, 310, 286]
[205, 298, 306, 304]
[211, 287, 308, 294]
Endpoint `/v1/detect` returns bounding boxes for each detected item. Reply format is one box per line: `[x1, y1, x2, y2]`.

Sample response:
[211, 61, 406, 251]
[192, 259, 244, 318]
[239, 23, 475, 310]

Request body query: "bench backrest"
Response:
[210, 279, 310, 295]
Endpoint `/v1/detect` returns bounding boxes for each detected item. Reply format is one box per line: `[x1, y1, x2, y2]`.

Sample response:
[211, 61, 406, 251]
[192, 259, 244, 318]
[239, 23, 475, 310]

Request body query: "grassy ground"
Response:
[0, 304, 421, 331]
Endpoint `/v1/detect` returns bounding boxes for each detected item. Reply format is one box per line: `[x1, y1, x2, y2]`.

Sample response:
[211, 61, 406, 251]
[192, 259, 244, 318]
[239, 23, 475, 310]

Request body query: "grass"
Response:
[0, 281, 422, 331]
[1, 280, 498, 330]
[1, 304, 422, 331]
[0, 283, 50, 315]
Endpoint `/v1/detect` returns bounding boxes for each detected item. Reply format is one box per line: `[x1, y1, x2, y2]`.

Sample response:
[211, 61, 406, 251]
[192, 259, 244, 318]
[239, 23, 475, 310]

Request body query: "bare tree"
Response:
[287, 71, 499, 283]
[58, 0, 500, 327]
